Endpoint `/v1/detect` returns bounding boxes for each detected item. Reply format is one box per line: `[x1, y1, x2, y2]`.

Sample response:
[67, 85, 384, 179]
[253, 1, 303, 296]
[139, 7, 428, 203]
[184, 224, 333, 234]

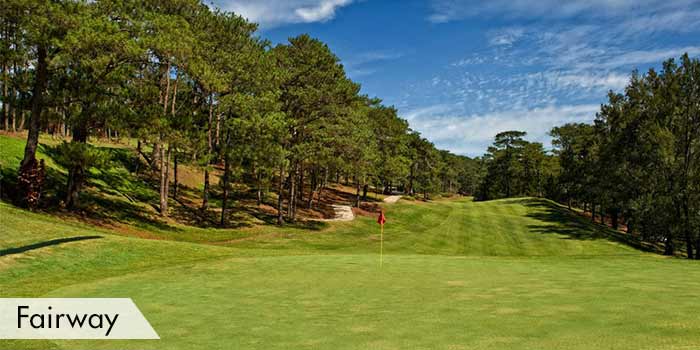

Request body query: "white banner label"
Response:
[0, 298, 159, 339]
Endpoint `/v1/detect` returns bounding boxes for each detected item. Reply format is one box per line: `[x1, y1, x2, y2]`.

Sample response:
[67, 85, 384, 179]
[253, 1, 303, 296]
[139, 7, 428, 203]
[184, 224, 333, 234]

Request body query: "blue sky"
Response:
[213, 0, 700, 156]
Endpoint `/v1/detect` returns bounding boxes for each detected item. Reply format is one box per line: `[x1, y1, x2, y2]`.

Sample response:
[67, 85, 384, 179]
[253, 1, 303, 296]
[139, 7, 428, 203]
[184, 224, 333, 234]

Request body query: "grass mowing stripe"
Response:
[2, 193, 693, 349]
[35, 254, 700, 350]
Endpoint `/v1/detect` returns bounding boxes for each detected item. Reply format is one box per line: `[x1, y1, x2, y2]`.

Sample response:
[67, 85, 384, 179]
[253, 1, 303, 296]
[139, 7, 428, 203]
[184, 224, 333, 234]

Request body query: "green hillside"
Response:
[2, 195, 699, 349]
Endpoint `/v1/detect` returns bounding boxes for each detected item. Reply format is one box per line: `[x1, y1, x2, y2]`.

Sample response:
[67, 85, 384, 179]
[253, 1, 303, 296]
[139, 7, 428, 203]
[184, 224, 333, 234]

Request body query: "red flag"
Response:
[377, 211, 386, 225]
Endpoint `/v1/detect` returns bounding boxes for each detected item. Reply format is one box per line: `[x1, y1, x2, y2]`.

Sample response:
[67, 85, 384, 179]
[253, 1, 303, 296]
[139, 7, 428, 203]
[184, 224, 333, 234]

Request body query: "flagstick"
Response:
[380, 223, 384, 268]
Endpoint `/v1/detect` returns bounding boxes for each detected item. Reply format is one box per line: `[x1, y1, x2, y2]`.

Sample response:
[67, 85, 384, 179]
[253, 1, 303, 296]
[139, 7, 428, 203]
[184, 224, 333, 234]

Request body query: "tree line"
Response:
[477, 54, 700, 259]
[0, 0, 478, 225]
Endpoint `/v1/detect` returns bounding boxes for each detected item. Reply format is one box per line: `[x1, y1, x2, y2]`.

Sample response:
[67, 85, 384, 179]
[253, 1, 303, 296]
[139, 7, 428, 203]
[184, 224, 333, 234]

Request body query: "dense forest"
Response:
[477, 55, 700, 259]
[0, 0, 479, 225]
[1, 1, 697, 259]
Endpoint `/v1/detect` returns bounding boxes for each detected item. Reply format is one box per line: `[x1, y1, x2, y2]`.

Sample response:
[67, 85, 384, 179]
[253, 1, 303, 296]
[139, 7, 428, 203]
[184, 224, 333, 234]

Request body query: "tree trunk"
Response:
[277, 164, 285, 225]
[162, 62, 171, 113]
[16, 107, 22, 130]
[287, 166, 296, 221]
[172, 149, 179, 199]
[215, 112, 221, 149]
[682, 202, 693, 259]
[11, 63, 19, 132]
[150, 142, 161, 170]
[611, 209, 619, 230]
[65, 163, 85, 209]
[355, 182, 361, 208]
[18, 46, 48, 207]
[256, 170, 263, 206]
[1, 61, 6, 130]
[171, 72, 178, 115]
[307, 167, 317, 209]
[159, 143, 169, 216]
[664, 235, 675, 256]
[201, 92, 214, 209]
[164, 145, 171, 212]
[2, 106, 7, 131]
[220, 152, 230, 226]
[298, 163, 304, 203]
[65, 124, 88, 209]
[363, 184, 368, 201]
[9, 95, 15, 132]
[320, 167, 328, 198]
[626, 217, 634, 235]
[207, 93, 214, 150]
[202, 169, 210, 210]
[20, 45, 47, 170]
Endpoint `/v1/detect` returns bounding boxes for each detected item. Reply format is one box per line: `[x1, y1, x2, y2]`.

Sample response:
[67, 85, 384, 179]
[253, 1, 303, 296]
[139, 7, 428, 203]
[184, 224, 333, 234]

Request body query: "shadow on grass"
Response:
[1, 140, 331, 234]
[0, 144, 68, 207]
[85, 194, 178, 232]
[502, 198, 657, 253]
[0, 236, 102, 257]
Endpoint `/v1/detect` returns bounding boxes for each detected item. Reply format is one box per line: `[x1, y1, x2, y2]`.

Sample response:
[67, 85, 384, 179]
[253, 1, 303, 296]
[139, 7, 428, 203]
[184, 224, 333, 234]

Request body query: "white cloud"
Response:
[402, 104, 600, 156]
[416, 0, 700, 156]
[217, 0, 354, 28]
[429, 0, 700, 26]
[344, 51, 404, 66]
[488, 28, 525, 47]
[295, 0, 353, 22]
[535, 71, 630, 91]
[346, 68, 376, 78]
[600, 46, 700, 69]
[450, 56, 487, 66]
[342, 50, 404, 78]
[620, 9, 700, 34]
[404, 104, 456, 122]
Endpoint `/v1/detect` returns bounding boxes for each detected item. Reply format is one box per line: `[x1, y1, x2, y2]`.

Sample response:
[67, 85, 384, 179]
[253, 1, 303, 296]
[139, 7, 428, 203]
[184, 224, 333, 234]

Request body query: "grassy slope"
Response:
[2, 198, 699, 349]
[1, 134, 699, 349]
[221, 197, 639, 256]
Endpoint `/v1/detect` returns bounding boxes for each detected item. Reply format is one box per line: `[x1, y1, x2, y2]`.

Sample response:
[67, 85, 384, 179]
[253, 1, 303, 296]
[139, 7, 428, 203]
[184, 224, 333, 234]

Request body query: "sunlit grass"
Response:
[1, 133, 699, 349]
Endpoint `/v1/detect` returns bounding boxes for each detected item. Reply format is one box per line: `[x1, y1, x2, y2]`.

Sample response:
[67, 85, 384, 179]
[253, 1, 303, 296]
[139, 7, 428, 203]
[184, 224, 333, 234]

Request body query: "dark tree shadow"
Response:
[1, 141, 335, 233]
[1, 144, 68, 207]
[0, 236, 102, 257]
[501, 198, 657, 253]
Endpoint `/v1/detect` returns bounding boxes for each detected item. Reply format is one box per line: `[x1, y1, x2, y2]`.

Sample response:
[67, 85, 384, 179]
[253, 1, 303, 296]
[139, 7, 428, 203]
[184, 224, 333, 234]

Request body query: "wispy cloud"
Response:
[598, 46, 700, 69]
[344, 51, 404, 66]
[620, 9, 700, 34]
[215, 0, 354, 28]
[346, 68, 377, 78]
[403, 104, 600, 156]
[343, 50, 404, 78]
[488, 28, 525, 47]
[398, 0, 700, 155]
[441, 25, 699, 110]
[428, 0, 700, 27]
[533, 71, 630, 92]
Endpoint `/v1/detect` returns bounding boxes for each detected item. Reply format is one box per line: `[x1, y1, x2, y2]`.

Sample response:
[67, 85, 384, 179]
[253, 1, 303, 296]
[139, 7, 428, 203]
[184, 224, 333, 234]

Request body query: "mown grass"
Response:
[1, 133, 699, 349]
[2, 196, 699, 349]
[47, 255, 700, 350]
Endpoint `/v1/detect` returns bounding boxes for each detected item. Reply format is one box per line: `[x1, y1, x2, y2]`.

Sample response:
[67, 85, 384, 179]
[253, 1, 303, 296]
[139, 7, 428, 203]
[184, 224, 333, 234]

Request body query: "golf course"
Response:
[2, 189, 699, 349]
[2, 1, 700, 348]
